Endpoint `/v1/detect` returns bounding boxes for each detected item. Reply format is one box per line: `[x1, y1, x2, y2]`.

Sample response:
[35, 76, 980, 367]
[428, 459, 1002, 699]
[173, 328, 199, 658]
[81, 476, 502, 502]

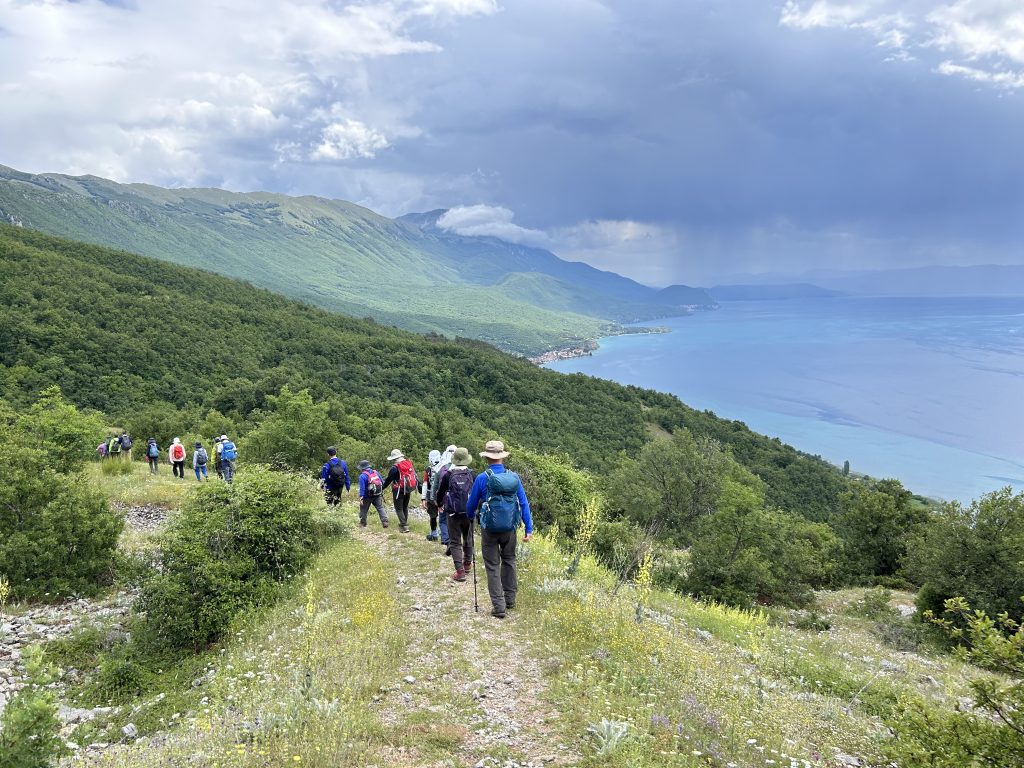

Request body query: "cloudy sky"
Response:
[1, 0, 1022, 284]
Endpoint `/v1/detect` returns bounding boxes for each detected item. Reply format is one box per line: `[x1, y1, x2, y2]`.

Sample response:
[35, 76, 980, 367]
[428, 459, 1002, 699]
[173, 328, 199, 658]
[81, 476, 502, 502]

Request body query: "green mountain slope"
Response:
[0, 166, 711, 354]
[0, 224, 847, 519]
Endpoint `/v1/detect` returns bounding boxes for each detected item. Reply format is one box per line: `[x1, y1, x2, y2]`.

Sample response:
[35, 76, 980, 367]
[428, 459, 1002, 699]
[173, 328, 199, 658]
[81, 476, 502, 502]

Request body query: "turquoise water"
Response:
[547, 297, 1024, 503]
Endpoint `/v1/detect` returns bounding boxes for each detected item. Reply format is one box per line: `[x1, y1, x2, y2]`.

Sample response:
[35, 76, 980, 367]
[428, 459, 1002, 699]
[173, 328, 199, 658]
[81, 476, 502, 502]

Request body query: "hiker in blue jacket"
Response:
[357, 459, 388, 528]
[320, 446, 350, 506]
[465, 440, 533, 619]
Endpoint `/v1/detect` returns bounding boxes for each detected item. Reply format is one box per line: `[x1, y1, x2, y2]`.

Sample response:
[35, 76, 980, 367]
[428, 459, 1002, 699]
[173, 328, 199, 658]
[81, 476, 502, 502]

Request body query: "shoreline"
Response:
[529, 324, 672, 365]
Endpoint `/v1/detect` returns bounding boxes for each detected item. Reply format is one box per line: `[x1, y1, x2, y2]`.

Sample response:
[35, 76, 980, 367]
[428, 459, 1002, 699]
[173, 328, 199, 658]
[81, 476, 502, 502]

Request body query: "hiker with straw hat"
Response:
[465, 440, 533, 619]
[381, 449, 417, 533]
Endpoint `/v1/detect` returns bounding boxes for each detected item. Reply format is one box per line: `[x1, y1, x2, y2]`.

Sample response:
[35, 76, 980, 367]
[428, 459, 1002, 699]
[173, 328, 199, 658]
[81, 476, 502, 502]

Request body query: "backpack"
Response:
[171, 443, 185, 462]
[328, 460, 346, 486]
[196, 447, 208, 465]
[109, 439, 121, 454]
[363, 469, 383, 497]
[147, 442, 158, 458]
[424, 465, 438, 502]
[120, 435, 133, 450]
[479, 469, 522, 532]
[444, 468, 475, 516]
[221, 441, 237, 461]
[396, 459, 417, 492]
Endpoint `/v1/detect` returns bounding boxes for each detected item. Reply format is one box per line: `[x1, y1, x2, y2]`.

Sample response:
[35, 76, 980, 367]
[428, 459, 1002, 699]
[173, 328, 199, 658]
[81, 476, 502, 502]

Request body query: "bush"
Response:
[889, 596, 1024, 766]
[904, 488, 1024, 623]
[507, 449, 596, 535]
[0, 443, 123, 601]
[834, 479, 926, 583]
[241, 387, 339, 472]
[99, 457, 135, 475]
[138, 466, 320, 652]
[687, 502, 840, 608]
[0, 647, 65, 768]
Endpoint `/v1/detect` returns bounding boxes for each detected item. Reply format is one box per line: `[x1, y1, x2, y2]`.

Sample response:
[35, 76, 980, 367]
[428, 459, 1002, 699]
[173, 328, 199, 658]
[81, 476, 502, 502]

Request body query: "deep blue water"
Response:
[547, 297, 1024, 502]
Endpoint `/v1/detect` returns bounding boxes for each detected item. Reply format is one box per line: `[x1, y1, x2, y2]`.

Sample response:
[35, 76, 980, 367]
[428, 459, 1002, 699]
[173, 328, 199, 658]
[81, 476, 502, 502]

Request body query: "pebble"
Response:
[403, 675, 416, 684]
[122, 723, 139, 739]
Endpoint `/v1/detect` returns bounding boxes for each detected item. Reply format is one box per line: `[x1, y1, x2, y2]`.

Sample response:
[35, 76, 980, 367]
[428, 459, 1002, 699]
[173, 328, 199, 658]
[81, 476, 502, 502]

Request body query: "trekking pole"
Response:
[471, 521, 479, 613]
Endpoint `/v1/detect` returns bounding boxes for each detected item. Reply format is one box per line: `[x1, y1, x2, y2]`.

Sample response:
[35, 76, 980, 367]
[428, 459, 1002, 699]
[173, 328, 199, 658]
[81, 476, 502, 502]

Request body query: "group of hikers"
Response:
[318, 439, 534, 619]
[97, 432, 239, 483]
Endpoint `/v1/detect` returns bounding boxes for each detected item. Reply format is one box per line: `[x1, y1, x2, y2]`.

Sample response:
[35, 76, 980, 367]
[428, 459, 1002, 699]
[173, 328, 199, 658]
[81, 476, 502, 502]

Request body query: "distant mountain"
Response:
[0, 165, 713, 354]
[709, 283, 843, 301]
[657, 284, 720, 307]
[809, 265, 1024, 297]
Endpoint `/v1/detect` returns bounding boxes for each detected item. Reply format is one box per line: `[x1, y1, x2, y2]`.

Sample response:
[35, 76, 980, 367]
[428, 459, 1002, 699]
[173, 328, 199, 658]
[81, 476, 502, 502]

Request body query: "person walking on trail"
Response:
[107, 435, 121, 460]
[320, 446, 350, 506]
[422, 449, 442, 542]
[193, 441, 210, 481]
[357, 460, 388, 528]
[434, 444, 457, 553]
[435, 447, 476, 582]
[465, 440, 533, 619]
[145, 438, 160, 473]
[213, 436, 224, 479]
[96, 441, 108, 460]
[382, 449, 417, 533]
[118, 432, 133, 461]
[169, 437, 187, 479]
[220, 434, 238, 484]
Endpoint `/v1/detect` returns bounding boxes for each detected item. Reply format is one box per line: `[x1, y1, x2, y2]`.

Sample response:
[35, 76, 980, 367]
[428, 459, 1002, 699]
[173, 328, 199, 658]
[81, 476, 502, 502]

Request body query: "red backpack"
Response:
[171, 443, 185, 461]
[396, 459, 417, 492]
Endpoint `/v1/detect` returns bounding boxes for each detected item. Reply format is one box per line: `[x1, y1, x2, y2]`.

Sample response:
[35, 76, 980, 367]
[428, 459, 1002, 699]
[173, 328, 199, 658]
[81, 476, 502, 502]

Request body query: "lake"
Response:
[546, 296, 1024, 503]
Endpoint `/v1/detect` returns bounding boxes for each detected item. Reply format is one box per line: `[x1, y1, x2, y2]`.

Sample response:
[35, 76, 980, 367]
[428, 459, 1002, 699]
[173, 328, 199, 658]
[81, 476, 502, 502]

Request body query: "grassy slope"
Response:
[0, 168, 613, 354]
[64, 467, 983, 768]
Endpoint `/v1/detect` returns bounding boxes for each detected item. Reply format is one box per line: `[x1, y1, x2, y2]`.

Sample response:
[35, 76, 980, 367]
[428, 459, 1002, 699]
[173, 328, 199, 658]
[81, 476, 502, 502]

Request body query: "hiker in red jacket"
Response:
[381, 449, 417, 533]
[168, 437, 187, 479]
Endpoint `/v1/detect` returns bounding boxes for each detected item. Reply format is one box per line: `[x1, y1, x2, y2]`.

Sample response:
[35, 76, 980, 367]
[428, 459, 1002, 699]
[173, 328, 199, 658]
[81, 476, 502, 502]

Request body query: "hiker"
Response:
[381, 449, 417, 533]
[421, 449, 442, 541]
[107, 435, 121, 460]
[434, 444, 458, 552]
[320, 446, 350, 505]
[145, 438, 160, 473]
[96, 440, 107, 460]
[220, 434, 237, 484]
[169, 437, 187, 479]
[118, 431, 133, 461]
[357, 460, 388, 528]
[213, 436, 224, 479]
[435, 447, 476, 582]
[465, 440, 533, 619]
[193, 441, 209, 481]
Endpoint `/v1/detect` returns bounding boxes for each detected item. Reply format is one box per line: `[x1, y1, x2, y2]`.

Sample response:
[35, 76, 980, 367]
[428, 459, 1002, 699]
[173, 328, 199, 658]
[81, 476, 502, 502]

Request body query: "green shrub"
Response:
[889, 596, 1024, 766]
[507, 449, 596, 535]
[686, 502, 840, 608]
[11, 386, 105, 472]
[241, 387, 339, 471]
[834, 479, 926, 583]
[0, 444, 123, 601]
[99, 457, 135, 475]
[138, 466, 319, 652]
[0, 647, 65, 768]
[904, 488, 1024, 623]
[848, 587, 898, 620]
[95, 651, 147, 699]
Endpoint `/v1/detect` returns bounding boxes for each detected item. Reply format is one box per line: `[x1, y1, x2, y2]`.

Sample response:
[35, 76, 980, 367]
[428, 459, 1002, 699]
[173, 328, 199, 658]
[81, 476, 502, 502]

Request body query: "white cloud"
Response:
[437, 205, 551, 246]
[781, 0, 1024, 88]
[0, 0, 495, 186]
[312, 120, 390, 161]
[550, 219, 686, 286]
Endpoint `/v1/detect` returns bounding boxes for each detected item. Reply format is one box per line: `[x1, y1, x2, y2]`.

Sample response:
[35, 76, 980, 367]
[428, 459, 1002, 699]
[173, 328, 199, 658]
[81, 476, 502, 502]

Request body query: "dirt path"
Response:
[353, 521, 579, 768]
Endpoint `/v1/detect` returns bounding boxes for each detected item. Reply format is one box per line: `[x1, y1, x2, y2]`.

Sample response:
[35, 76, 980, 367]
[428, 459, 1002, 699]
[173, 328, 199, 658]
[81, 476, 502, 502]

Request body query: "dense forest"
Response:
[0, 223, 847, 521]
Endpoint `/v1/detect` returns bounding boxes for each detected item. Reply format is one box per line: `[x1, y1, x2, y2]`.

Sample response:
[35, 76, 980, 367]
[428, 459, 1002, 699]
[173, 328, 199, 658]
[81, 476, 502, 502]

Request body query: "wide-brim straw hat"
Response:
[452, 447, 472, 465]
[387, 449, 405, 462]
[479, 439, 509, 460]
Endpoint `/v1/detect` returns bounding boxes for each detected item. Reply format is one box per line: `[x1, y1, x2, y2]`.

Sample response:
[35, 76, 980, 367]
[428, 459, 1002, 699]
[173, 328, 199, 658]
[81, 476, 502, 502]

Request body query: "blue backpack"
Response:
[147, 442, 158, 458]
[479, 469, 522, 532]
[221, 441, 237, 461]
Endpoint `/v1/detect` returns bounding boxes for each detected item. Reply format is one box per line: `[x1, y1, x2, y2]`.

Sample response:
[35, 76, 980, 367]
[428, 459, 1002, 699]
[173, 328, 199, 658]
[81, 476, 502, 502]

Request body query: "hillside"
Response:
[0, 165, 711, 354]
[0, 223, 847, 520]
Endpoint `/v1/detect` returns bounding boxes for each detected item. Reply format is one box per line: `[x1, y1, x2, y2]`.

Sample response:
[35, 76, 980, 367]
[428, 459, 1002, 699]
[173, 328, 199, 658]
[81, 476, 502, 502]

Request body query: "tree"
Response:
[904, 488, 1024, 622]
[834, 478, 924, 583]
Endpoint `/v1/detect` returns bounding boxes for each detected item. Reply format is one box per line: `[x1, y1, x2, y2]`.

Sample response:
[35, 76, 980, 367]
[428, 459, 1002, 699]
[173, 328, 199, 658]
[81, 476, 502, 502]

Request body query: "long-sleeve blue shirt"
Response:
[358, 468, 382, 498]
[465, 464, 533, 534]
[320, 457, 350, 491]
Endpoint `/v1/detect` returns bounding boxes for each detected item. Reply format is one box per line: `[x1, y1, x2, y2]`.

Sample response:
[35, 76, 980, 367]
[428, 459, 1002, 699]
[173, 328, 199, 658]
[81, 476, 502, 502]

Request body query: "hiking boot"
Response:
[491, 608, 506, 619]
[400, 525, 410, 533]
[443, 545, 451, 557]
[452, 569, 467, 582]
[359, 521, 367, 528]
[426, 532, 438, 541]
[505, 601, 516, 610]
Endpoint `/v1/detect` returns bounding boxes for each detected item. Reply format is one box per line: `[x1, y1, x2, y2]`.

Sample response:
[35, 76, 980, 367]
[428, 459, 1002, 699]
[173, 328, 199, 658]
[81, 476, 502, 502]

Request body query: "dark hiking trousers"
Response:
[147, 456, 159, 473]
[172, 460, 185, 478]
[448, 514, 473, 571]
[392, 490, 411, 528]
[360, 495, 388, 526]
[426, 500, 439, 533]
[481, 528, 518, 614]
[325, 486, 342, 506]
